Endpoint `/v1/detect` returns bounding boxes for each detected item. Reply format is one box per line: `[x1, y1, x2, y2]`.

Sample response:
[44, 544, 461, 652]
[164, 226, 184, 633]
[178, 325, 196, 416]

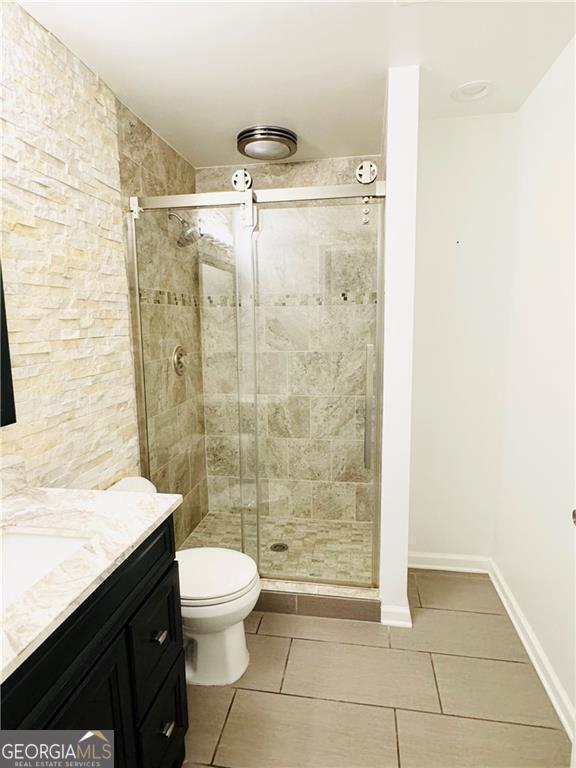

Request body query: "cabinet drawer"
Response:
[138, 653, 187, 768]
[129, 562, 183, 721]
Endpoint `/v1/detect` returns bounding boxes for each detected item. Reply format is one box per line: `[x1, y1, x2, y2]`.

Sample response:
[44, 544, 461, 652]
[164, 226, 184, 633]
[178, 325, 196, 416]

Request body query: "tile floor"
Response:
[183, 569, 571, 768]
[182, 512, 374, 584]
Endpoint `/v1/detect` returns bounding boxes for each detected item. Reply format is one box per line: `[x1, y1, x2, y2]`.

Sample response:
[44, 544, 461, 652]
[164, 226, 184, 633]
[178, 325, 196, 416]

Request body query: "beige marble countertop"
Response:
[1, 486, 182, 682]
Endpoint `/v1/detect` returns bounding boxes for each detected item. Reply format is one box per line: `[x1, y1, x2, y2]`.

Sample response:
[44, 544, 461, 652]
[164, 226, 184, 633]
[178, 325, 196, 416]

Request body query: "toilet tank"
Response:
[107, 476, 157, 494]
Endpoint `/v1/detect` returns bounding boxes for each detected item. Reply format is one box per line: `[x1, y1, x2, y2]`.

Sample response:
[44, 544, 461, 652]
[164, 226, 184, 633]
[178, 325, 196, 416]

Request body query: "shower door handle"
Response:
[364, 344, 374, 470]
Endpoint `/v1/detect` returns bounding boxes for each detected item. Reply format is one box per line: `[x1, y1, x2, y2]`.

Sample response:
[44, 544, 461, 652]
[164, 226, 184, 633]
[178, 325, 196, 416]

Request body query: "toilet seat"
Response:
[176, 547, 258, 607]
[181, 573, 259, 607]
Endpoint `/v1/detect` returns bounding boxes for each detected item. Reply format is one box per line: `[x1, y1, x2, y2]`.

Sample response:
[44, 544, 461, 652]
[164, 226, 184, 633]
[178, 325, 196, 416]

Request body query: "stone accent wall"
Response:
[117, 106, 208, 546]
[0, 6, 206, 545]
[0, 3, 140, 495]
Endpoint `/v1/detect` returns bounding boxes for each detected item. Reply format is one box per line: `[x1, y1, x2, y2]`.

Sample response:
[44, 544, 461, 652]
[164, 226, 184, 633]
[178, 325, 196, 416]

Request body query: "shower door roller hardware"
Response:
[129, 196, 143, 219]
[232, 169, 253, 191]
[172, 345, 186, 376]
[356, 160, 378, 185]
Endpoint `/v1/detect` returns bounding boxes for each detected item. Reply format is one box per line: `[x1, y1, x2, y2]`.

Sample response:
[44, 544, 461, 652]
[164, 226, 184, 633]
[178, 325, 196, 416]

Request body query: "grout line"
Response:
[429, 653, 443, 714]
[256, 629, 529, 664]
[413, 573, 423, 608]
[408, 602, 507, 617]
[279, 637, 293, 693]
[412, 605, 505, 616]
[221, 687, 566, 732]
[254, 612, 264, 633]
[393, 709, 401, 768]
[430, 651, 530, 666]
[210, 688, 236, 766]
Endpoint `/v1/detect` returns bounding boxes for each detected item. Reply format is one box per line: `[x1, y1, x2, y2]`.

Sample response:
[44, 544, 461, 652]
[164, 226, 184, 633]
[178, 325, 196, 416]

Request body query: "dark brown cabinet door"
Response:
[49, 632, 137, 768]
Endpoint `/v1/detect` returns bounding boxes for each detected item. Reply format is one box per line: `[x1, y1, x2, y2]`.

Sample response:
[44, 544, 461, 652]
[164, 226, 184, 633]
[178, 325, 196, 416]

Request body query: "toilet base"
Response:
[184, 620, 249, 686]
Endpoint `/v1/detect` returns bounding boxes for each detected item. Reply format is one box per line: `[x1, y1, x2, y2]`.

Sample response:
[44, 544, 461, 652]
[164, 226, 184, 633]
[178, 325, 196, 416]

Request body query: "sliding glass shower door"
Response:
[131, 188, 382, 587]
[253, 200, 381, 586]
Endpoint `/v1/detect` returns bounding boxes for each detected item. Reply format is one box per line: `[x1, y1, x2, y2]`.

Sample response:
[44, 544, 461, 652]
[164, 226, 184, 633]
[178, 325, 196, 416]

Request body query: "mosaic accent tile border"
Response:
[139, 287, 197, 307]
[200, 292, 377, 308]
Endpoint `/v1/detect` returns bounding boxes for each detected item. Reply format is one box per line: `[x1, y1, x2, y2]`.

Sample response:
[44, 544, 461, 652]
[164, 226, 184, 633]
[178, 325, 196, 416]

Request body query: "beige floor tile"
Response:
[391, 608, 528, 661]
[397, 710, 571, 768]
[232, 634, 290, 692]
[282, 638, 440, 711]
[215, 689, 398, 768]
[259, 612, 390, 647]
[433, 654, 563, 728]
[416, 572, 504, 614]
[185, 685, 234, 765]
[244, 611, 263, 633]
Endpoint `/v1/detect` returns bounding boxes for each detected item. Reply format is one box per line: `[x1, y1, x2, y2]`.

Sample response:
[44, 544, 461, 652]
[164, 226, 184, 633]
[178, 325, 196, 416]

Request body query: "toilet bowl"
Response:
[107, 476, 261, 686]
[176, 547, 261, 686]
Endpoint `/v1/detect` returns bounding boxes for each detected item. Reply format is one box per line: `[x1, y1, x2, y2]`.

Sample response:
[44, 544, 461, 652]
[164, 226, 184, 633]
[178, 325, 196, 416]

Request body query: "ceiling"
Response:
[20, 2, 575, 167]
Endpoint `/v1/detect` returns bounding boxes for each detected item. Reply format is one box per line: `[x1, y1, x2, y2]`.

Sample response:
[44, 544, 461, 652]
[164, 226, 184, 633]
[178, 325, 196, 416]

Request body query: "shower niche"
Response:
[129, 174, 384, 589]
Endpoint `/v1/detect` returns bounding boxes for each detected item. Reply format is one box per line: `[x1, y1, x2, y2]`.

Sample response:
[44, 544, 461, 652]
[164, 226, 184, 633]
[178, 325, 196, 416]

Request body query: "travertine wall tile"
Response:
[117, 104, 206, 547]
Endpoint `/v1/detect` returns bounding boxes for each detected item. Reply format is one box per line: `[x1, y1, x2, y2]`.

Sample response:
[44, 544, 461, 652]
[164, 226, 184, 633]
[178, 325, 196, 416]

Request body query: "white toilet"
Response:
[176, 546, 260, 685]
[107, 476, 261, 686]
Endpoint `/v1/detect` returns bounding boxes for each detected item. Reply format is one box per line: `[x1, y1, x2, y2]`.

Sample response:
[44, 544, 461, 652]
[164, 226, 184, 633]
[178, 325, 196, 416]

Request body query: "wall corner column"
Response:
[379, 65, 420, 627]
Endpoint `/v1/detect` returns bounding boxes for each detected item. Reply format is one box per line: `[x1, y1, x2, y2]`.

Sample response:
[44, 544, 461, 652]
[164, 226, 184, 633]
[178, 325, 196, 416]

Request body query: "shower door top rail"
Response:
[130, 180, 386, 213]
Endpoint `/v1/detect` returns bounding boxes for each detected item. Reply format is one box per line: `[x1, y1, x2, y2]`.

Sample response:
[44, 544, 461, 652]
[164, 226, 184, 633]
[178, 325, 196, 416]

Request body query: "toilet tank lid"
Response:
[107, 476, 157, 493]
[176, 547, 258, 601]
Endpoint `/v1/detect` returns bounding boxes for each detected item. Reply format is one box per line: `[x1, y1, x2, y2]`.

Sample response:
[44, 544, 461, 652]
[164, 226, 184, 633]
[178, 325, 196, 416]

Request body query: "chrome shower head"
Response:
[168, 212, 202, 247]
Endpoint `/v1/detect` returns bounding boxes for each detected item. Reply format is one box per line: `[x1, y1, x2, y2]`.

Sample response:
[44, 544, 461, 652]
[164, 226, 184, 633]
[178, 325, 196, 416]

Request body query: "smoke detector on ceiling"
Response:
[451, 80, 492, 102]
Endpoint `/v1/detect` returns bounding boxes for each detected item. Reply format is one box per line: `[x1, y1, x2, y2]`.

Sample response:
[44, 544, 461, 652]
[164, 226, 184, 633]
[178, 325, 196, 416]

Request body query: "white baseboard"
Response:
[488, 558, 575, 741]
[409, 550, 491, 573]
[380, 603, 413, 627]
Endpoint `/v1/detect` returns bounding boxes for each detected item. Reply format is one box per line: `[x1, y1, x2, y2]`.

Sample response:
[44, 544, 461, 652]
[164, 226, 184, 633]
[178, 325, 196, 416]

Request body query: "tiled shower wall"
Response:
[117, 107, 209, 547]
[195, 157, 382, 569]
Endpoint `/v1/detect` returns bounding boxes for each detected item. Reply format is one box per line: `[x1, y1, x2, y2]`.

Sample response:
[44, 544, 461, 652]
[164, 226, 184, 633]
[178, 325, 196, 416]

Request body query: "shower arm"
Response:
[168, 212, 186, 226]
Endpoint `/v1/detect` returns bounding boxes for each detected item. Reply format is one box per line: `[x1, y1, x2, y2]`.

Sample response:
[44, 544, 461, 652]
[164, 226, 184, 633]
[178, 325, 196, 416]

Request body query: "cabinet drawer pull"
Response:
[161, 720, 175, 739]
[152, 629, 168, 645]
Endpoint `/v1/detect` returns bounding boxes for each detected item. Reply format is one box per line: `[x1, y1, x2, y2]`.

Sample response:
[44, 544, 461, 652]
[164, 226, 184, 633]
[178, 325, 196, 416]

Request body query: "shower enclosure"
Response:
[127, 178, 385, 588]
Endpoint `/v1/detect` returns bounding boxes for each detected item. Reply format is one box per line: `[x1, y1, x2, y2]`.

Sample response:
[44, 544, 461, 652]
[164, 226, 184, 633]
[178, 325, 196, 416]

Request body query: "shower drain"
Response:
[270, 542, 288, 553]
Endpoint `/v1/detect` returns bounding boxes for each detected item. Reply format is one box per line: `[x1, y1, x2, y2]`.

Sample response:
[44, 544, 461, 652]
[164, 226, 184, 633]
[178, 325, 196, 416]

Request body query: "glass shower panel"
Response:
[253, 200, 381, 586]
[134, 205, 258, 557]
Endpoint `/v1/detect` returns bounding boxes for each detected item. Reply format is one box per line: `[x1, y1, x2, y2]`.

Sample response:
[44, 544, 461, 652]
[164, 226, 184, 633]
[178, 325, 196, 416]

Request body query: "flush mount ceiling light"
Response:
[451, 80, 492, 102]
[237, 125, 297, 160]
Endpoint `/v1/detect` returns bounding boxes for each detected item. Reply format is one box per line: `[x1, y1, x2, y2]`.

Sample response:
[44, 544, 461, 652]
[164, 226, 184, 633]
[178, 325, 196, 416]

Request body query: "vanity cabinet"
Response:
[1, 517, 188, 768]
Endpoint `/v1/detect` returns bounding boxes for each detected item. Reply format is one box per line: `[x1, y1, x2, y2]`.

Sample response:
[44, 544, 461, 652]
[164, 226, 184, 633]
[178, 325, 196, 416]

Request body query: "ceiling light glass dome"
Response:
[237, 125, 297, 160]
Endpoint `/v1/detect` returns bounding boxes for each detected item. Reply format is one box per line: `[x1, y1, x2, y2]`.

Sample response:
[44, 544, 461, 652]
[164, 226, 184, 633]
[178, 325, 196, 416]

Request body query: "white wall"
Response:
[494, 38, 575, 725]
[410, 39, 575, 733]
[410, 113, 518, 562]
